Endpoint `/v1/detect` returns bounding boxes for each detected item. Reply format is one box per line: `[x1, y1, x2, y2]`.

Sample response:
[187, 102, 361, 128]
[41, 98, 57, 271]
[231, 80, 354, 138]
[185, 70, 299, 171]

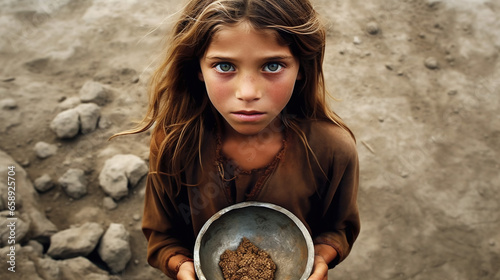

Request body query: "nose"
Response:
[235, 74, 262, 101]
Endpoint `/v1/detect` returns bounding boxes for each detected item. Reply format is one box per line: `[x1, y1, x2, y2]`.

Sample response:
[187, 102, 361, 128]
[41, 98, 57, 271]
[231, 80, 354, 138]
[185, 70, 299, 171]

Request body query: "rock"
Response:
[34, 174, 55, 192]
[0, 150, 58, 246]
[98, 115, 113, 129]
[0, 211, 30, 247]
[57, 96, 81, 110]
[99, 166, 127, 200]
[79, 80, 110, 106]
[97, 223, 132, 273]
[125, 157, 149, 186]
[0, 98, 17, 109]
[0, 150, 43, 210]
[60, 256, 110, 280]
[74, 103, 101, 134]
[37, 257, 62, 280]
[50, 108, 80, 139]
[58, 168, 87, 199]
[26, 208, 58, 244]
[366, 21, 380, 35]
[103, 196, 118, 210]
[424, 57, 439, 69]
[47, 222, 104, 259]
[427, 0, 441, 8]
[26, 240, 45, 256]
[33, 141, 58, 159]
[353, 36, 362, 45]
[0, 244, 43, 279]
[99, 154, 148, 200]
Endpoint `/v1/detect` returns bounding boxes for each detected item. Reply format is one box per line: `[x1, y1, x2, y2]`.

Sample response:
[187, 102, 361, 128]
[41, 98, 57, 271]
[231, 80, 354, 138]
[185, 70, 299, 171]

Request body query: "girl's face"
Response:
[199, 22, 301, 136]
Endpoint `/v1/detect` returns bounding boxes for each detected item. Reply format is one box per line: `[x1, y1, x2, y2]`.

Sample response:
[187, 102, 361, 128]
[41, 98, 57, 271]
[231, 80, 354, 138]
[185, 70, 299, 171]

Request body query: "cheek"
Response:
[205, 79, 231, 105]
[267, 80, 296, 107]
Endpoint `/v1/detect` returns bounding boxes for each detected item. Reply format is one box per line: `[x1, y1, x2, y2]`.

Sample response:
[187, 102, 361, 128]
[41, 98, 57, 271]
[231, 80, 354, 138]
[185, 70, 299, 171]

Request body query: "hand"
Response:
[308, 254, 328, 280]
[176, 261, 196, 280]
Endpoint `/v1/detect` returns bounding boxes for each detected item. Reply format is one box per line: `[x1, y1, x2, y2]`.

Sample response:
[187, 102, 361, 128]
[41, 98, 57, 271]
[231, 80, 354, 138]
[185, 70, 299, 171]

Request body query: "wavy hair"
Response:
[115, 0, 354, 194]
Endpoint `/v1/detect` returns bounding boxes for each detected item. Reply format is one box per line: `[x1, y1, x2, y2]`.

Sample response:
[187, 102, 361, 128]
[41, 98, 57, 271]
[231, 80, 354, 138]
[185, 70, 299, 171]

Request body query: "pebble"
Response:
[97, 223, 132, 273]
[366, 21, 380, 35]
[47, 222, 104, 259]
[353, 36, 362, 45]
[103, 196, 118, 210]
[0, 98, 18, 109]
[34, 174, 55, 192]
[424, 57, 439, 70]
[79, 80, 110, 106]
[57, 96, 81, 110]
[99, 154, 148, 200]
[133, 214, 141, 221]
[33, 141, 58, 159]
[50, 108, 80, 139]
[1, 77, 15, 82]
[52, 192, 61, 201]
[74, 103, 101, 134]
[58, 168, 88, 199]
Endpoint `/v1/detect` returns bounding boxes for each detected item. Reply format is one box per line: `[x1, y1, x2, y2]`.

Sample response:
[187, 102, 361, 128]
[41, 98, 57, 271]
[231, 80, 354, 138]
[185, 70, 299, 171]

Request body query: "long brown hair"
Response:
[115, 0, 354, 193]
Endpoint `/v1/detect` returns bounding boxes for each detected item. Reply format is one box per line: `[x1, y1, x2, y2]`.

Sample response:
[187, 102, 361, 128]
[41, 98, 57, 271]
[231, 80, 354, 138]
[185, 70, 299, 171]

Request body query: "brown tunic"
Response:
[142, 120, 360, 276]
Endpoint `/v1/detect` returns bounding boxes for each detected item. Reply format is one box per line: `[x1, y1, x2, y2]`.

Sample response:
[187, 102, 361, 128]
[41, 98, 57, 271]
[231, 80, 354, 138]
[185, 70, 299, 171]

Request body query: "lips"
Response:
[231, 110, 265, 122]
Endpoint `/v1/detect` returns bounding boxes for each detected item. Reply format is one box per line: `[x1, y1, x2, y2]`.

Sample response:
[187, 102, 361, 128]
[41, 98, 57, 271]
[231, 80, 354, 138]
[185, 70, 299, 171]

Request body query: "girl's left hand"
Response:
[308, 255, 328, 280]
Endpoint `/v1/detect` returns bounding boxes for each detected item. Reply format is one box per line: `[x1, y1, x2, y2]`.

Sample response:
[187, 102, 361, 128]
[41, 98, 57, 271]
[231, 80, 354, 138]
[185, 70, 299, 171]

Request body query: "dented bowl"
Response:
[194, 202, 314, 280]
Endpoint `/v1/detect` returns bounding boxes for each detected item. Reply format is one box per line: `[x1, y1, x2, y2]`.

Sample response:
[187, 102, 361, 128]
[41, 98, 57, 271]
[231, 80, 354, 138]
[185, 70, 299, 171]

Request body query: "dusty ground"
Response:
[0, 0, 499, 279]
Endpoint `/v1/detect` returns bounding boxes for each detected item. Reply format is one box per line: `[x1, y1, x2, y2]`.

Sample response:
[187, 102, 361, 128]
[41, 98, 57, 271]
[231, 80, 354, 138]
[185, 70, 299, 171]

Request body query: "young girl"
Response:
[121, 0, 360, 279]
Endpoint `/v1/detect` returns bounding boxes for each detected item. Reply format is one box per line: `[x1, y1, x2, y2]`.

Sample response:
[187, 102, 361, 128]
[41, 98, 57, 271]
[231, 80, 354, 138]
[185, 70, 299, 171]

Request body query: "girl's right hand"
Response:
[176, 261, 196, 280]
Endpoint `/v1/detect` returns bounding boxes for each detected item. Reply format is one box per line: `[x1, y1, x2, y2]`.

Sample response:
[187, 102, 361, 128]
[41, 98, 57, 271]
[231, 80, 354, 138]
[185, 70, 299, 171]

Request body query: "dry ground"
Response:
[0, 0, 499, 279]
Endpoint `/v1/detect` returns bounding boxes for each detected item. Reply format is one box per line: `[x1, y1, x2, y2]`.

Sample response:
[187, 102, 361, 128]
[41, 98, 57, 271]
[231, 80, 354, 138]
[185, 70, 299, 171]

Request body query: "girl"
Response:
[120, 0, 360, 279]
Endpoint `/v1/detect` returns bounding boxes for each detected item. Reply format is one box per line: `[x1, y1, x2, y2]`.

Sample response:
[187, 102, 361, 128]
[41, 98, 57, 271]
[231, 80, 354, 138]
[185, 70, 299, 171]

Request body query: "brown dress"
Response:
[142, 120, 360, 276]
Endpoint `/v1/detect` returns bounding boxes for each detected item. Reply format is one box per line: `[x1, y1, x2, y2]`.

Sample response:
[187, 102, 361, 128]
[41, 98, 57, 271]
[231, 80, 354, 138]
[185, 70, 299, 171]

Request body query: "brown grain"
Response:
[219, 237, 277, 280]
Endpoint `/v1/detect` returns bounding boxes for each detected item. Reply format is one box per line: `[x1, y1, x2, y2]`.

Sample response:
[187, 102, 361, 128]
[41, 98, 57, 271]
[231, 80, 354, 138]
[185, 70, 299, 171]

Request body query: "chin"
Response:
[229, 124, 269, 137]
[234, 128, 265, 136]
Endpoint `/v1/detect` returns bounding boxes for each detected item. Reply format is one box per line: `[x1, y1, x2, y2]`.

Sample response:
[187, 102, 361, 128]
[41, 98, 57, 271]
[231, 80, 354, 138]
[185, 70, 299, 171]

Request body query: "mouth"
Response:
[231, 110, 265, 122]
[232, 110, 265, 115]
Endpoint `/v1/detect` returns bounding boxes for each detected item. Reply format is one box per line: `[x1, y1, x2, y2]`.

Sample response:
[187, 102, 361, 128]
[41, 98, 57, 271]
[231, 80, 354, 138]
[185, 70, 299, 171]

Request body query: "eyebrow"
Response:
[204, 55, 295, 61]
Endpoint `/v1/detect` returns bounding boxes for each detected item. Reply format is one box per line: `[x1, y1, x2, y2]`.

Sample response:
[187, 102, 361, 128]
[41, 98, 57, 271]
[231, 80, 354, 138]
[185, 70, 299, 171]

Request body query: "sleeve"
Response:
[312, 134, 360, 269]
[142, 174, 193, 277]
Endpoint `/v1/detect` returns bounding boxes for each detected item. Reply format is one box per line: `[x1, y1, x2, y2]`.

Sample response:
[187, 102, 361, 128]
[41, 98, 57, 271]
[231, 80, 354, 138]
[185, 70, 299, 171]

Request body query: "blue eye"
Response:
[215, 63, 235, 72]
[263, 63, 283, 72]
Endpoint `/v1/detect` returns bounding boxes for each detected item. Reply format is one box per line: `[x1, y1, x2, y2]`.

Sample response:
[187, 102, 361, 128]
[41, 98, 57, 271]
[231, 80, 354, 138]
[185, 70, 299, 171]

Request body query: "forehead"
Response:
[213, 21, 278, 39]
[205, 21, 291, 56]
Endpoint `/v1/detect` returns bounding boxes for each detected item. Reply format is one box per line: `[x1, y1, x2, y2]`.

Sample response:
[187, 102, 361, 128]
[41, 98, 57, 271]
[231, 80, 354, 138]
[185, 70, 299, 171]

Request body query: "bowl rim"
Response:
[194, 201, 315, 280]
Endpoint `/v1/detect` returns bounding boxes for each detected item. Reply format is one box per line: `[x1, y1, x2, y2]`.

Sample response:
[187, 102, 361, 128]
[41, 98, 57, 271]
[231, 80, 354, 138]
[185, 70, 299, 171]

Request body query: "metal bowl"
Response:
[194, 202, 314, 280]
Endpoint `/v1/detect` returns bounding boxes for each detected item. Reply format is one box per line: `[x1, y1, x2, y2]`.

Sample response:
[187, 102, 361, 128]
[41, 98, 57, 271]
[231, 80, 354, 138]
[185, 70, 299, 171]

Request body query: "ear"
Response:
[198, 71, 205, 82]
